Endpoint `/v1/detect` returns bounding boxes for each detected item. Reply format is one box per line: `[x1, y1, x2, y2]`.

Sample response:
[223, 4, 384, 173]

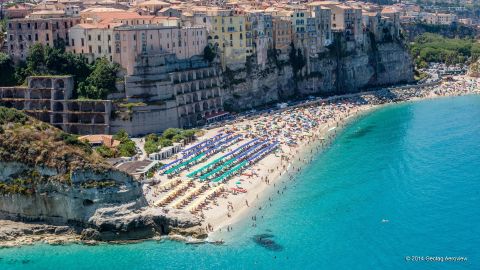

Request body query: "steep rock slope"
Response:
[223, 37, 414, 110]
[0, 108, 201, 240]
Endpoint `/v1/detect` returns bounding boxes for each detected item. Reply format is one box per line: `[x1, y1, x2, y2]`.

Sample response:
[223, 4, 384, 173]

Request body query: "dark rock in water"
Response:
[252, 234, 283, 251]
[348, 125, 375, 139]
[21, 259, 31, 264]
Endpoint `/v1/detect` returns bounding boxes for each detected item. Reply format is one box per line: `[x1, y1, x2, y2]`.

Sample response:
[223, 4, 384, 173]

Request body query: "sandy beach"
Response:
[145, 75, 480, 240]
[1, 76, 477, 248]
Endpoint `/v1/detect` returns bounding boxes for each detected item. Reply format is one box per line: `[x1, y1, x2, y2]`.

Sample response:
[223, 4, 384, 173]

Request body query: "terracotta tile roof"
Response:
[78, 135, 121, 148]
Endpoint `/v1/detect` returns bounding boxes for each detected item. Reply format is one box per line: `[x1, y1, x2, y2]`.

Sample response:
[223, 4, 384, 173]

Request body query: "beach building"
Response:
[149, 143, 182, 160]
[78, 134, 121, 148]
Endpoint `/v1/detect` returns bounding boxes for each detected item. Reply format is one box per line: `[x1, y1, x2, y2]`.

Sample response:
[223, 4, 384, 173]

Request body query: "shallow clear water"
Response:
[1, 96, 480, 270]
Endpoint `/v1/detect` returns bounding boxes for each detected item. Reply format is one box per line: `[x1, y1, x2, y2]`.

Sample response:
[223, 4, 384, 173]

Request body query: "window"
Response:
[88, 35, 91, 41]
[17, 23, 21, 29]
[34, 23, 37, 29]
[98, 46, 101, 53]
[45, 23, 49, 29]
[46, 34, 49, 41]
[27, 23, 31, 29]
[97, 35, 101, 41]
[35, 34, 38, 41]
[9, 35, 12, 41]
[108, 35, 111, 41]
[64, 22, 68, 28]
[56, 22, 59, 29]
[89, 46, 92, 53]
[81, 38, 84, 46]
[71, 39, 75, 46]
[28, 35, 31, 41]
[8, 23, 11, 29]
[133, 34, 136, 41]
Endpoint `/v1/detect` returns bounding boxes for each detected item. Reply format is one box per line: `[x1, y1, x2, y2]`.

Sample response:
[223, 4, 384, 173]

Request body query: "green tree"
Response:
[113, 129, 129, 142]
[117, 140, 136, 157]
[95, 145, 116, 158]
[203, 45, 216, 62]
[113, 130, 136, 157]
[14, 44, 92, 87]
[26, 43, 45, 73]
[78, 57, 118, 99]
[0, 53, 16, 86]
[289, 43, 305, 76]
[162, 128, 182, 140]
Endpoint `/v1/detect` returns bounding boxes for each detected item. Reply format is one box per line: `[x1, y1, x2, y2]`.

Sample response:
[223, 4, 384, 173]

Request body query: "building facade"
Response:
[7, 15, 81, 61]
[112, 25, 207, 75]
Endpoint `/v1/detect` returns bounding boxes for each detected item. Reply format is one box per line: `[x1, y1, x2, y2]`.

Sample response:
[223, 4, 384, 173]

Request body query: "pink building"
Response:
[113, 25, 207, 75]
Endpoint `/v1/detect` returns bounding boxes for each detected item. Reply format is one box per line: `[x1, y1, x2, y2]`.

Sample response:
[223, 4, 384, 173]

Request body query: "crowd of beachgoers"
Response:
[143, 75, 479, 235]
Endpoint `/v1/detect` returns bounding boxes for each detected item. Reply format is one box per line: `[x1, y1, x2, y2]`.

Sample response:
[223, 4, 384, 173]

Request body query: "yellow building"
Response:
[205, 8, 247, 70]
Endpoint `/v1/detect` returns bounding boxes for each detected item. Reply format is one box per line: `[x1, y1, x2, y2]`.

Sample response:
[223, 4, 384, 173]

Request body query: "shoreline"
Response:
[1, 75, 479, 248]
[207, 104, 376, 240]
[202, 76, 480, 241]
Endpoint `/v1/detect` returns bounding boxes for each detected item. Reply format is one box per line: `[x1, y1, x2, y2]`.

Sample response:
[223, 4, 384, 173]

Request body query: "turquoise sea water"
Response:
[1, 95, 480, 270]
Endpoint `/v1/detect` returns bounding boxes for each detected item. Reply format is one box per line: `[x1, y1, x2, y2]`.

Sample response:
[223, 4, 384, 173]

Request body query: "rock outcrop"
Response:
[0, 108, 202, 241]
[223, 34, 415, 111]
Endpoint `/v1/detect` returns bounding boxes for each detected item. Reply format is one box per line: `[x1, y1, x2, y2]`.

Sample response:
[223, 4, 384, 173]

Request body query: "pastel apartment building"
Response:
[112, 25, 207, 75]
[203, 8, 248, 70]
[68, 9, 180, 63]
[272, 14, 293, 55]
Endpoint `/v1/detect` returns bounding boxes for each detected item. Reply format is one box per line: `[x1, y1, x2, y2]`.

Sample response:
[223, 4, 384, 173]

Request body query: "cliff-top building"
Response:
[7, 10, 81, 62]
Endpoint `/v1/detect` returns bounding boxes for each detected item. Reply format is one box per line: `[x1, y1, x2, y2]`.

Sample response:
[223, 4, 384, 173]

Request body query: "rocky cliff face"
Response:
[0, 108, 202, 241]
[222, 35, 415, 111]
[0, 161, 201, 241]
